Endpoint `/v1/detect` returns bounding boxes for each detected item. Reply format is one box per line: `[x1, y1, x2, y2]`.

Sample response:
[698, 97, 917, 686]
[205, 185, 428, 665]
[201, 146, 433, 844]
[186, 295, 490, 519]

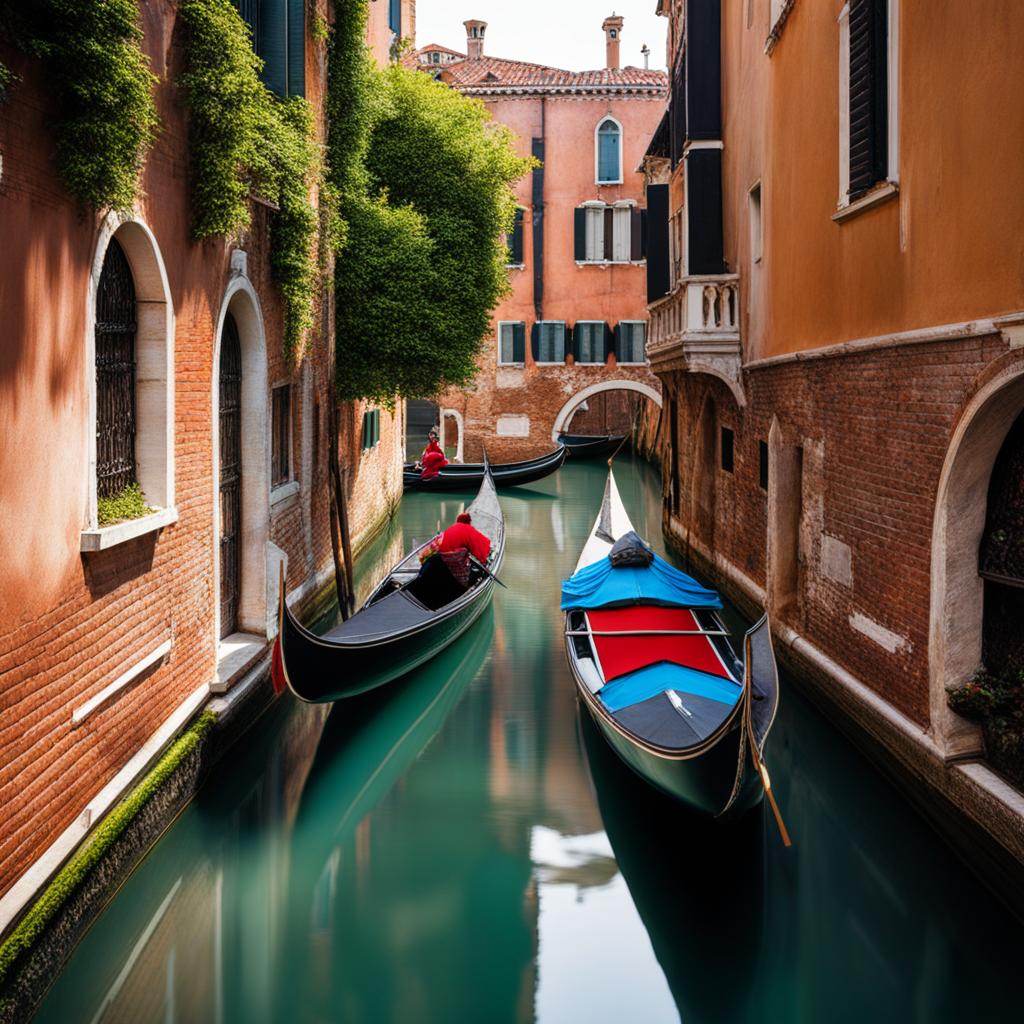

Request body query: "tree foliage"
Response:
[180, 0, 320, 359]
[329, 0, 534, 404]
[0, 0, 158, 210]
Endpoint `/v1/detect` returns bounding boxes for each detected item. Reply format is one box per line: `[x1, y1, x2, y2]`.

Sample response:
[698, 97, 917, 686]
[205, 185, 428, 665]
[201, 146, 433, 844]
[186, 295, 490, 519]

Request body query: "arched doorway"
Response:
[979, 409, 1024, 672]
[218, 314, 242, 639]
[930, 364, 1024, 756]
[212, 279, 269, 643]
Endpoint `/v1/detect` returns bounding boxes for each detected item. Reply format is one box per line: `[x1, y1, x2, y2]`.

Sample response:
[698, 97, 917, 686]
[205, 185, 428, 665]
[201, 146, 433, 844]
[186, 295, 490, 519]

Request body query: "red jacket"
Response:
[438, 521, 491, 563]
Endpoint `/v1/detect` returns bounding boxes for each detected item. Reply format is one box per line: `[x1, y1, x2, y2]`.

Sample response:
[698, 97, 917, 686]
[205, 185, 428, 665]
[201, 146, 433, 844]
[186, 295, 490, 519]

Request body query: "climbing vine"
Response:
[0, 0, 158, 210]
[180, 0, 321, 359]
[328, 0, 534, 405]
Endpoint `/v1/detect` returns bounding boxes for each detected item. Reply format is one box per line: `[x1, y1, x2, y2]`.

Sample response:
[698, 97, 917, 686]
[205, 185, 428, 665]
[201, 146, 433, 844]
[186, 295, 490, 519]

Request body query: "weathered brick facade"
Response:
[0, 1, 404, 913]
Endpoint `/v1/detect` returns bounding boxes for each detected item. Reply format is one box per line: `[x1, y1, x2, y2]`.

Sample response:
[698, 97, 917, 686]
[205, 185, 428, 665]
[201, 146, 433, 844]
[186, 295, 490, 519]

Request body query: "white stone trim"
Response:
[594, 114, 624, 185]
[211, 270, 271, 642]
[440, 408, 465, 462]
[212, 632, 267, 694]
[72, 639, 173, 726]
[831, 180, 898, 223]
[551, 379, 662, 441]
[744, 313, 1016, 370]
[0, 681, 208, 939]
[84, 212, 175, 534]
[80, 507, 178, 552]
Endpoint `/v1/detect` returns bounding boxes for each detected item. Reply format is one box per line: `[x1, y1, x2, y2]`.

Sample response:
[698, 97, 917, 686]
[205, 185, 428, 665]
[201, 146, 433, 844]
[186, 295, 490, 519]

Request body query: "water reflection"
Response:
[36, 457, 1024, 1024]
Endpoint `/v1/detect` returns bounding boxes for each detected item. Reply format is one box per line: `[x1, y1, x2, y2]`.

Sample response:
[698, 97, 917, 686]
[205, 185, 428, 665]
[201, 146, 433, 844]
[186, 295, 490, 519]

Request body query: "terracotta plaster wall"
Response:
[719, 0, 1024, 362]
[440, 91, 665, 459]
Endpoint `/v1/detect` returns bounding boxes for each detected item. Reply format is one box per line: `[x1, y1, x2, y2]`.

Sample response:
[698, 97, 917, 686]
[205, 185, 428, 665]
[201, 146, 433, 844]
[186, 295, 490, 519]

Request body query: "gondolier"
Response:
[416, 512, 492, 605]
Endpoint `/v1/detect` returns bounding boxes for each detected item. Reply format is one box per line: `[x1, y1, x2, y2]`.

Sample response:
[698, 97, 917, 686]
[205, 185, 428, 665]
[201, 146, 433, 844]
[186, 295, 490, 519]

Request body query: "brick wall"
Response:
[661, 334, 1011, 726]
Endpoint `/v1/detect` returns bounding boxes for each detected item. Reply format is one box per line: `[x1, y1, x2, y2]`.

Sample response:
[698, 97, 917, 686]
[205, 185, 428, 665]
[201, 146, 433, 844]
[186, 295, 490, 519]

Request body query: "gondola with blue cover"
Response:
[562, 468, 790, 838]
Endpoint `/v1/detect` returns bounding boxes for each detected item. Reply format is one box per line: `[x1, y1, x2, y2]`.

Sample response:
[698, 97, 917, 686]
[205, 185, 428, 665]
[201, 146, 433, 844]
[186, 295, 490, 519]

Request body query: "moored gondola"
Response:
[276, 463, 505, 702]
[557, 433, 627, 459]
[562, 468, 789, 838]
[403, 444, 566, 491]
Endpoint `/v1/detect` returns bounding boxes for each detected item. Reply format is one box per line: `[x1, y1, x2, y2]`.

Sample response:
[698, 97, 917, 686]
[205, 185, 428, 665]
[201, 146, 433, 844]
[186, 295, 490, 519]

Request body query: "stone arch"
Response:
[550, 379, 662, 442]
[929, 359, 1024, 758]
[86, 212, 175, 527]
[440, 408, 464, 462]
[211, 273, 270, 642]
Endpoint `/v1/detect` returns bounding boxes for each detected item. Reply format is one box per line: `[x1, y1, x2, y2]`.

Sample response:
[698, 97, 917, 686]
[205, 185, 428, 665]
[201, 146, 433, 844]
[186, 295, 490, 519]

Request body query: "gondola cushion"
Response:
[587, 607, 733, 683]
[561, 553, 722, 611]
[612, 690, 738, 747]
[597, 662, 742, 714]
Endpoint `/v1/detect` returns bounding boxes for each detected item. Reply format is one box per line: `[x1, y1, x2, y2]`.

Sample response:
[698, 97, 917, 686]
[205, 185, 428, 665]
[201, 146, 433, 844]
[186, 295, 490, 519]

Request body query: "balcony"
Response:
[646, 274, 744, 406]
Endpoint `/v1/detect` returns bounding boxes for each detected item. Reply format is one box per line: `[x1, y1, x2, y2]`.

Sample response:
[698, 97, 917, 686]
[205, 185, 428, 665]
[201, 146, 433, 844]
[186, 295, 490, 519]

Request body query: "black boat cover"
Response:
[614, 690, 735, 748]
[322, 590, 432, 644]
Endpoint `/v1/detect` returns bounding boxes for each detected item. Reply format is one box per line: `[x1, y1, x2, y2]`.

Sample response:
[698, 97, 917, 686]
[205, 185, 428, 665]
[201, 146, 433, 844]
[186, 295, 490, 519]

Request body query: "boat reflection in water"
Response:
[579, 705, 763, 1023]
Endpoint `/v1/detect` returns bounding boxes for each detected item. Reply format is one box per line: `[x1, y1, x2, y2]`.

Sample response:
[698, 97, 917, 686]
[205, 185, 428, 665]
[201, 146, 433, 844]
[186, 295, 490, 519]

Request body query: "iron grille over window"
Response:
[272, 384, 291, 487]
[95, 238, 137, 499]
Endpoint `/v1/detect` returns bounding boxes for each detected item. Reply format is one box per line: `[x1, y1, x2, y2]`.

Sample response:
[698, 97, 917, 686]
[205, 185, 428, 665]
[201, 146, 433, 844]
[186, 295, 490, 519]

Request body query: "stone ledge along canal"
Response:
[37, 458, 1024, 1023]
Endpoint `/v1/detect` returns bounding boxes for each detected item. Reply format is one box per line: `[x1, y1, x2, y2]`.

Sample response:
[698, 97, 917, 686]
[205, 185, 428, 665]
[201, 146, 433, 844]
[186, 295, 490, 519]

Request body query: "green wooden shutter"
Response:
[530, 323, 540, 363]
[574, 209, 587, 262]
[631, 208, 644, 261]
[287, 0, 305, 97]
[513, 322, 526, 363]
[260, 0, 287, 96]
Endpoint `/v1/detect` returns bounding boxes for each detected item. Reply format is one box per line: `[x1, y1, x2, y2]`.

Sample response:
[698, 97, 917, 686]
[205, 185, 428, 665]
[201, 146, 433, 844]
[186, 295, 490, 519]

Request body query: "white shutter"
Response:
[613, 207, 632, 262]
[585, 207, 605, 261]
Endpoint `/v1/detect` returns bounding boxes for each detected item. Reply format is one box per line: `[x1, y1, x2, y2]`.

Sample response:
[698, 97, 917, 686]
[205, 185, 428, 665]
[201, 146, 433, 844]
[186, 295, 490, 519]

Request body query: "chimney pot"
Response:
[464, 19, 487, 60]
[602, 14, 624, 71]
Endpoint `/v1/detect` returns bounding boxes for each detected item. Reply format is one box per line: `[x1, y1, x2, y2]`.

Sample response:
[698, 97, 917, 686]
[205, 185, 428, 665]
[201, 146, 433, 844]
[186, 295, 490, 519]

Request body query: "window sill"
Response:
[506, 263, 526, 270]
[80, 507, 178, 553]
[534, 361, 568, 367]
[575, 260, 647, 268]
[270, 480, 300, 509]
[497, 362, 525, 369]
[596, 179, 624, 186]
[832, 181, 898, 223]
[361, 442, 381, 455]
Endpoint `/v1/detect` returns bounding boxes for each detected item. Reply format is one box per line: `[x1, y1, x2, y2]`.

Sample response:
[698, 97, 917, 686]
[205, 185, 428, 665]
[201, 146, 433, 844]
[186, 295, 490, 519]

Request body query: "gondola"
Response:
[562, 468, 789, 837]
[556, 432, 627, 459]
[403, 444, 566, 491]
[276, 463, 505, 702]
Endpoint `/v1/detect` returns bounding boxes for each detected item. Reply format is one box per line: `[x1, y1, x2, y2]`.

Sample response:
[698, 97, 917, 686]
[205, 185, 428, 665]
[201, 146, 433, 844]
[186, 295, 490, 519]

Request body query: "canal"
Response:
[37, 457, 1024, 1023]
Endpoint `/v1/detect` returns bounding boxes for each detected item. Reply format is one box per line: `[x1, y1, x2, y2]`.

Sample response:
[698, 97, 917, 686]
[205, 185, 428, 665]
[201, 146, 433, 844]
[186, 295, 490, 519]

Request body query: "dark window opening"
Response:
[507, 207, 525, 265]
[95, 238, 137, 499]
[759, 440, 769, 490]
[272, 384, 291, 487]
[848, 0, 888, 200]
[721, 427, 734, 473]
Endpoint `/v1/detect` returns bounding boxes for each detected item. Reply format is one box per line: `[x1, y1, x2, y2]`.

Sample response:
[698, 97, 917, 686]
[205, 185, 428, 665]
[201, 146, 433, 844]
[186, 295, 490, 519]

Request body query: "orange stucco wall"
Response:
[719, 0, 1024, 361]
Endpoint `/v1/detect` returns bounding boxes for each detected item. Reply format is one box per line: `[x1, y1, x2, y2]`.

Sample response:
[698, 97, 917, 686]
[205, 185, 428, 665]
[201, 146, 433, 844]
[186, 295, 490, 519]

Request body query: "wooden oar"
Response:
[746, 708, 792, 847]
[469, 556, 508, 590]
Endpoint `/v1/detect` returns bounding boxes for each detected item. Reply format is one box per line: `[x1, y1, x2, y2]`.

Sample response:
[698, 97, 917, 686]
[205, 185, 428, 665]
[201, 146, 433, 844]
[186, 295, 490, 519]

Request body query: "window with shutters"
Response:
[574, 322, 606, 365]
[506, 207, 525, 267]
[595, 118, 623, 184]
[534, 322, 566, 365]
[498, 322, 526, 365]
[361, 408, 380, 451]
[234, 0, 304, 98]
[271, 384, 291, 487]
[576, 203, 646, 264]
[389, 0, 401, 35]
[837, 0, 898, 214]
[615, 322, 647, 365]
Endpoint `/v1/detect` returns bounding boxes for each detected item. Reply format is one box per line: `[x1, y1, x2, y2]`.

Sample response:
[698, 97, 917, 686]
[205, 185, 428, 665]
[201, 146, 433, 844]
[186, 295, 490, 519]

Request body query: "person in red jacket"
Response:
[417, 512, 492, 602]
[417, 428, 449, 481]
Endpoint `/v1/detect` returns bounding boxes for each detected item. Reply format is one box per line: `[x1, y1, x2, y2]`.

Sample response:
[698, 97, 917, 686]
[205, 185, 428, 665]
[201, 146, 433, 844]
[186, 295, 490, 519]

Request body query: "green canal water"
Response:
[37, 458, 1024, 1023]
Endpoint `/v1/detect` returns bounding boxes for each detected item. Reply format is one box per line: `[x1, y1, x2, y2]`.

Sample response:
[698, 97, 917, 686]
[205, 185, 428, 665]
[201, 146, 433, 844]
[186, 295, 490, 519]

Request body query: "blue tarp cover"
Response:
[561, 552, 722, 611]
[598, 662, 742, 713]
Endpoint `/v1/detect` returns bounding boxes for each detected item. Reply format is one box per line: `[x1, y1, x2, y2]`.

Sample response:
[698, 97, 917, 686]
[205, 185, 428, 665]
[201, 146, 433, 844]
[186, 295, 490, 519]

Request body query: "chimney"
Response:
[464, 19, 487, 60]
[603, 14, 624, 70]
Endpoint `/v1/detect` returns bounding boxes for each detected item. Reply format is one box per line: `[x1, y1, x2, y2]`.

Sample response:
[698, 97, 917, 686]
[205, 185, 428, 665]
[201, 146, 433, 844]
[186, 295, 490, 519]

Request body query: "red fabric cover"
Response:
[420, 448, 449, 480]
[271, 637, 286, 695]
[439, 521, 492, 563]
[586, 605, 732, 684]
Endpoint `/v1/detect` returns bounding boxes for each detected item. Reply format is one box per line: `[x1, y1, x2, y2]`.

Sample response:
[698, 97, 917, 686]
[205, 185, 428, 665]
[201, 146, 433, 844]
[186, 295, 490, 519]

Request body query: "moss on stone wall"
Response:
[0, 712, 217, 989]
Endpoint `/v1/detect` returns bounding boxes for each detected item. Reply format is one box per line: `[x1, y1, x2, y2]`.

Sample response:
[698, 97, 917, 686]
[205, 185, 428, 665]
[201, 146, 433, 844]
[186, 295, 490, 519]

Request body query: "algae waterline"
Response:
[37, 458, 1024, 1022]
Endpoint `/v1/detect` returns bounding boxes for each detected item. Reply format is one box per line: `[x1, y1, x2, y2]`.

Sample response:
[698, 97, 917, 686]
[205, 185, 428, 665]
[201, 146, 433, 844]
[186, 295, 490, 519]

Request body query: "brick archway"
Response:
[930, 361, 1024, 758]
[550, 380, 662, 442]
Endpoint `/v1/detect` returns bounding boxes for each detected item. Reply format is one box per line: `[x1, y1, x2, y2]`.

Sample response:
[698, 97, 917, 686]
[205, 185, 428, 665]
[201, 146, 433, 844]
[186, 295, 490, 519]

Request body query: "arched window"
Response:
[596, 118, 622, 184]
[95, 238, 137, 499]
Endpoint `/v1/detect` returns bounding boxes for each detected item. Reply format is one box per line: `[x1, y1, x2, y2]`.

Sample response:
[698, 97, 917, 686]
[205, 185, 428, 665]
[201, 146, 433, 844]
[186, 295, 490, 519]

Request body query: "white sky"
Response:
[413, 0, 669, 72]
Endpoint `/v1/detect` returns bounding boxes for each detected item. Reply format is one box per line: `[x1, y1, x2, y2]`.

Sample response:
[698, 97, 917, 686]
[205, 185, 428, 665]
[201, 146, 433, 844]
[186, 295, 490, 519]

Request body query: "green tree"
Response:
[329, 0, 534, 404]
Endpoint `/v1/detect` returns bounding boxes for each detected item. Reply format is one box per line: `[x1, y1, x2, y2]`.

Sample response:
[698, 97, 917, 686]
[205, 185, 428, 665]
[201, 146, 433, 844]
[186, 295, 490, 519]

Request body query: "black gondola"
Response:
[562, 468, 790, 839]
[557, 433, 627, 459]
[403, 444, 567, 491]
[276, 464, 505, 702]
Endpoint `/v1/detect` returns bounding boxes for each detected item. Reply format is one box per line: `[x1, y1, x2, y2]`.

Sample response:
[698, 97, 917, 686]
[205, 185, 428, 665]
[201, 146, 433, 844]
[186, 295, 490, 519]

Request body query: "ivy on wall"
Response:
[180, 0, 320, 360]
[328, 0, 534, 405]
[0, 0, 158, 210]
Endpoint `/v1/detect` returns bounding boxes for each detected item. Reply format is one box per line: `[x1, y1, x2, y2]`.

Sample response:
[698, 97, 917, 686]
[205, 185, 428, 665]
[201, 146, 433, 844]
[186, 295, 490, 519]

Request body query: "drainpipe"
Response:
[532, 97, 546, 321]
